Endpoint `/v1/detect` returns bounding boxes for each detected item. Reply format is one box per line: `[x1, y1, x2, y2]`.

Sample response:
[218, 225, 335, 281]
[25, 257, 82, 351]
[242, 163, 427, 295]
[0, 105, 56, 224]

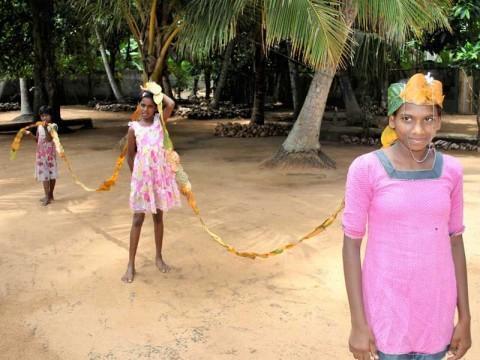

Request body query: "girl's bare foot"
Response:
[155, 257, 171, 273]
[121, 265, 135, 283]
[41, 198, 51, 206]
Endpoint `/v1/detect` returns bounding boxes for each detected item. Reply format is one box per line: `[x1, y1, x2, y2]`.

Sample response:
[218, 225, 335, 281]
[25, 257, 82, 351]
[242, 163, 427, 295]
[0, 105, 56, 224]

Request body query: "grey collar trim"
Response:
[375, 150, 443, 180]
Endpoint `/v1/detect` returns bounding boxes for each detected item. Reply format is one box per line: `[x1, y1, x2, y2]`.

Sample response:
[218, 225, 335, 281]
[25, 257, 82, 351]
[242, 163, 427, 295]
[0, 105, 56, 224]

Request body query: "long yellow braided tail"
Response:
[11, 102, 345, 259]
[10, 122, 127, 192]
[193, 200, 345, 259]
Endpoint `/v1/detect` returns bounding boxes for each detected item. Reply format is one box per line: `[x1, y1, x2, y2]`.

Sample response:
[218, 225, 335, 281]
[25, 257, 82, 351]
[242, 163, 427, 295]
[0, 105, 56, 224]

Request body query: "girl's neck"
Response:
[142, 115, 155, 123]
[388, 142, 435, 170]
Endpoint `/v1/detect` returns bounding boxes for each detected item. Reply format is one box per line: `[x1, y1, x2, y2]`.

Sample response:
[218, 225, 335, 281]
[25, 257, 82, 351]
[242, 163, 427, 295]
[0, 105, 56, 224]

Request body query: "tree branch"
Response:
[148, 0, 158, 56]
[151, 26, 181, 82]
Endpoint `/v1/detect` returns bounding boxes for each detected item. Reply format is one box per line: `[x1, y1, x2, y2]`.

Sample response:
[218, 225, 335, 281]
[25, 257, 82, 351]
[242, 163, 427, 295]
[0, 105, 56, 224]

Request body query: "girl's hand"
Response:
[25, 130, 35, 138]
[448, 319, 471, 359]
[349, 325, 378, 360]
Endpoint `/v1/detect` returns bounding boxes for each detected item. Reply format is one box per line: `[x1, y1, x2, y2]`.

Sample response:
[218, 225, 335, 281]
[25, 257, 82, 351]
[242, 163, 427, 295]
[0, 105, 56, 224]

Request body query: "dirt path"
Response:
[1, 108, 479, 359]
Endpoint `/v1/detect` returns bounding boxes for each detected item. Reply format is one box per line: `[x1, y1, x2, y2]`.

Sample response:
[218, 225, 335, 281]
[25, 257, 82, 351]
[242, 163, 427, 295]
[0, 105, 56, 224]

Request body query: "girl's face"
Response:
[389, 103, 441, 152]
[40, 114, 52, 123]
[140, 97, 157, 120]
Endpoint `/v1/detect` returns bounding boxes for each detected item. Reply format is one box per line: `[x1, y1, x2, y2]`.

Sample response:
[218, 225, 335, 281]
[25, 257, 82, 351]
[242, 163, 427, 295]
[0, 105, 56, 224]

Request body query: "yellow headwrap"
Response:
[381, 73, 444, 147]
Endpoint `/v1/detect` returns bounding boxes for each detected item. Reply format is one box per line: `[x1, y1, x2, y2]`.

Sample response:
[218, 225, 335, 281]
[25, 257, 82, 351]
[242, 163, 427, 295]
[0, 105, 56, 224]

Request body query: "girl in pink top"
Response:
[121, 89, 181, 283]
[343, 74, 471, 360]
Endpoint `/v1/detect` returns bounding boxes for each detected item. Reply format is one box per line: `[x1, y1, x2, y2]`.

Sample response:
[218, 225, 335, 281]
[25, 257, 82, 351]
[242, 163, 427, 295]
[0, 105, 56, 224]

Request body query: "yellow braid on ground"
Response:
[11, 123, 127, 192]
[193, 200, 345, 259]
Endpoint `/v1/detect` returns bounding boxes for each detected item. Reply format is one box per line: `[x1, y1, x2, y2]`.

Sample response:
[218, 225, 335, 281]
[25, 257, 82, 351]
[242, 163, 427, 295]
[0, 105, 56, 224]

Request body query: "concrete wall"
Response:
[0, 70, 146, 104]
[62, 69, 144, 103]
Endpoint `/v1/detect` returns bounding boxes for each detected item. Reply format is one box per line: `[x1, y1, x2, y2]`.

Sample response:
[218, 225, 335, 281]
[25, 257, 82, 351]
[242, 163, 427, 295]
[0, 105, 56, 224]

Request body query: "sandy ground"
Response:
[0, 107, 479, 359]
[1, 107, 478, 136]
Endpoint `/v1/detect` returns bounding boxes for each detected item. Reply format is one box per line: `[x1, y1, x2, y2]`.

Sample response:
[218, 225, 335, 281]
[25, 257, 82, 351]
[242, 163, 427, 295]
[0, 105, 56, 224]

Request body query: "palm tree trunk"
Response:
[458, 70, 473, 114]
[211, 39, 235, 109]
[263, 69, 336, 168]
[204, 68, 212, 100]
[95, 26, 124, 102]
[273, 72, 282, 104]
[108, 42, 118, 78]
[28, 0, 65, 128]
[251, 41, 266, 125]
[338, 72, 363, 124]
[264, 0, 357, 168]
[380, 75, 388, 110]
[162, 73, 174, 99]
[20, 78, 33, 115]
[0, 80, 6, 102]
[287, 42, 300, 118]
[288, 60, 300, 117]
[192, 76, 199, 97]
[476, 85, 480, 146]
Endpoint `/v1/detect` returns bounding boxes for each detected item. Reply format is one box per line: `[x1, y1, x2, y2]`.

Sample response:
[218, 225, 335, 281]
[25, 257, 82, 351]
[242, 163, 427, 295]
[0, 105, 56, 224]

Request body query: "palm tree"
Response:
[180, 0, 451, 168]
[264, 0, 451, 168]
[79, 0, 186, 84]
[179, 0, 351, 124]
[211, 38, 236, 109]
[28, 0, 62, 126]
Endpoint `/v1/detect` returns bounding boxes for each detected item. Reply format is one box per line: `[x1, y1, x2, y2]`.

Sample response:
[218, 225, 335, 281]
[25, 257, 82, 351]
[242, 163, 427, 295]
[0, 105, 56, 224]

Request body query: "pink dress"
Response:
[343, 150, 464, 355]
[129, 115, 181, 213]
[35, 124, 58, 181]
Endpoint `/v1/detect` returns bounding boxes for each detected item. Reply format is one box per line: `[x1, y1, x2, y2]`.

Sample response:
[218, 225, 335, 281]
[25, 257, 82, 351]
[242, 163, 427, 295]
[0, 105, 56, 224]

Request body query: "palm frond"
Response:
[265, 0, 351, 69]
[177, 0, 251, 60]
[356, 0, 451, 44]
[353, 31, 391, 75]
[74, 0, 130, 33]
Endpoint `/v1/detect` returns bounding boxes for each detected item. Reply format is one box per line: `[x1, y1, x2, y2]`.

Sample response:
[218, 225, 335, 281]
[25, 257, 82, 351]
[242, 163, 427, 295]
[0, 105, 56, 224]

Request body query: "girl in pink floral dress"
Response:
[26, 106, 58, 206]
[122, 90, 180, 283]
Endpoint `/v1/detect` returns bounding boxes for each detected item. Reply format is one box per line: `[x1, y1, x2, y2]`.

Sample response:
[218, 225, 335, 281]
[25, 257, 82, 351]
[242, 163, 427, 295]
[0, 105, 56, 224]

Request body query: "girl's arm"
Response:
[127, 128, 136, 172]
[342, 156, 376, 359]
[343, 235, 377, 360]
[448, 234, 471, 360]
[162, 94, 175, 122]
[25, 130, 37, 141]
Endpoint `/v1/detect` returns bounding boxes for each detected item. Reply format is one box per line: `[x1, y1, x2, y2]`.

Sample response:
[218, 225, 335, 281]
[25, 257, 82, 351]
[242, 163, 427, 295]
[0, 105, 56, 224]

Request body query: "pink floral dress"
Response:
[35, 124, 58, 181]
[129, 115, 181, 213]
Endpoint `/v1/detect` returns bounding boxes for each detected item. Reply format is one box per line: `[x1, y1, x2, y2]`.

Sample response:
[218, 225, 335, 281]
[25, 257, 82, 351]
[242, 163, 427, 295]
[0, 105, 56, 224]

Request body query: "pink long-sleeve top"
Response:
[342, 150, 464, 355]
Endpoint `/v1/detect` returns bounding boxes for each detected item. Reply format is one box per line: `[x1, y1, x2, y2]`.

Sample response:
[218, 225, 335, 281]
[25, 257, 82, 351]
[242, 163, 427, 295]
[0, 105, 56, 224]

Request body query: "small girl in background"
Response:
[25, 105, 58, 206]
[122, 88, 180, 283]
